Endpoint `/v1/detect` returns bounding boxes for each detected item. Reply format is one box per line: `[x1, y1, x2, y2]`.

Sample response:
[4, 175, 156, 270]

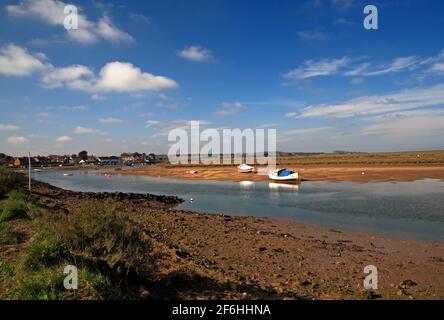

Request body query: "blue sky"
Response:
[1, 0, 444, 156]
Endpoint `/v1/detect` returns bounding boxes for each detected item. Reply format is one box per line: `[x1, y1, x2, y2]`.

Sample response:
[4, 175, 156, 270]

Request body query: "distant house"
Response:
[13, 157, 37, 167]
[0, 153, 14, 166]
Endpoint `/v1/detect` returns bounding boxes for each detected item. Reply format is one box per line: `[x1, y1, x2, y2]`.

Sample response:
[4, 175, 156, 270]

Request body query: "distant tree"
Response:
[148, 153, 156, 160]
[78, 150, 88, 161]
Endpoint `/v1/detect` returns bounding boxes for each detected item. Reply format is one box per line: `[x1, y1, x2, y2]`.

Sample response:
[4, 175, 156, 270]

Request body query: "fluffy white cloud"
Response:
[294, 83, 444, 118]
[177, 45, 213, 62]
[6, 0, 133, 44]
[0, 124, 20, 131]
[0, 44, 46, 76]
[96, 15, 133, 43]
[68, 62, 178, 93]
[56, 135, 72, 142]
[98, 117, 127, 124]
[7, 136, 29, 144]
[0, 44, 177, 93]
[41, 65, 93, 88]
[214, 102, 243, 116]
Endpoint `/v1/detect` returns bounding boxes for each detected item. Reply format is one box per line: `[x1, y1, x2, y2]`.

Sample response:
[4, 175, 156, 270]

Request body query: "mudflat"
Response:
[111, 164, 444, 183]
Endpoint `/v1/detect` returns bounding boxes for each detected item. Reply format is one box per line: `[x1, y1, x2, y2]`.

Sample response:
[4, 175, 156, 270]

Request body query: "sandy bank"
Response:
[109, 164, 444, 183]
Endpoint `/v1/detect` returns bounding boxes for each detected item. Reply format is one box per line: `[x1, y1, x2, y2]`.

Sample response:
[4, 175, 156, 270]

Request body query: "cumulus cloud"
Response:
[0, 44, 177, 93]
[56, 135, 72, 142]
[7, 136, 29, 144]
[68, 62, 178, 93]
[0, 43, 46, 76]
[41, 64, 93, 88]
[177, 45, 214, 62]
[6, 0, 133, 44]
[98, 117, 127, 124]
[214, 102, 243, 116]
[0, 124, 20, 131]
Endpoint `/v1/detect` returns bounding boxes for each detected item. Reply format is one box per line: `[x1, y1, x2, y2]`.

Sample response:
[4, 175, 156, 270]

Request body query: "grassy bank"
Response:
[0, 167, 157, 300]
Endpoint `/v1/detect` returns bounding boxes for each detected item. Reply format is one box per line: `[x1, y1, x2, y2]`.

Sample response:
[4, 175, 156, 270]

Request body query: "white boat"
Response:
[268, 168, 299, 181]
[238, 164, 254, 173]
[63, 173, 73, 176]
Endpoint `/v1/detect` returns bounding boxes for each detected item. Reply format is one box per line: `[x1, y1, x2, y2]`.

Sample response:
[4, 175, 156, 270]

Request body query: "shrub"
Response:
[25, 240, 66, 270]
[0, 221, 25, 245]
[0, 191, 28, 222]
[0, 167, 23, 197]
[56, 201, 154, 276]
[15, 267, 67, 300]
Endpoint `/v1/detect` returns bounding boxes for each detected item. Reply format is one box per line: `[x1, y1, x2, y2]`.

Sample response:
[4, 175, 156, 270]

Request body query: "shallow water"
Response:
[33, 170, 444, 243]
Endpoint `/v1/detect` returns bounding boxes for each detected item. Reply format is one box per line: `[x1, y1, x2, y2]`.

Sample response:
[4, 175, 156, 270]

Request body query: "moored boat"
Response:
[268, 168, 298, 181]
[238, 164, 255, 173]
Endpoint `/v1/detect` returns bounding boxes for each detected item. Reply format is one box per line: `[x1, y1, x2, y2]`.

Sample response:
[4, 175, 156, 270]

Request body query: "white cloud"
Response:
[0, 43, 46, 76]
[214, 102, 243, 116]
[7, 136, 29, 144]
[129, 12, 149, 23]
[41, 64, 93, 88]
[177, 45, 213, 62]
[284, 57, 350, 79]
[145, 120, 160, 128]
[363, 56, 418, 76]
[296, 83, 444, 118]
[284, 54, 429, 80]
[96, 14, 134, 43]
[68, 62, 178, 93]
[0, 124, 20, 131]
[73, 126, 103, 134]
[98, 117, 127, 124]
[56, 135, 72, 142]
[91, 93, 106, 100]
[6, 0, 133, 44]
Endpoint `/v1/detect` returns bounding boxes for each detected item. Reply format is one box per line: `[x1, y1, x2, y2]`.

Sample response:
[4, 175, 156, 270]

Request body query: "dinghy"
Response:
[268, 168, 298, 181]
[238, 164, 254, 173]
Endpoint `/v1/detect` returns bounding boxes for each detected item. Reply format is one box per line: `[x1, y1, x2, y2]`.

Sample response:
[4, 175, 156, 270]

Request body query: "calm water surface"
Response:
[33, 170, 444, 243]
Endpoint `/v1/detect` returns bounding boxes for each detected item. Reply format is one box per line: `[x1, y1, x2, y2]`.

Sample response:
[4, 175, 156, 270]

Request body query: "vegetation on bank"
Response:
[0, 166, 156, 300]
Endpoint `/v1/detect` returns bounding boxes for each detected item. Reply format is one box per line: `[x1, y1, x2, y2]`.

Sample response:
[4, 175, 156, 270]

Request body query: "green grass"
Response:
[0, 166, 24, 197]
[1, 193, 156, 300]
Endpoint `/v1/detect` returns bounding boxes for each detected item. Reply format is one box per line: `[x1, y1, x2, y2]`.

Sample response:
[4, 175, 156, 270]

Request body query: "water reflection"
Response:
[31, 170, 444, 243]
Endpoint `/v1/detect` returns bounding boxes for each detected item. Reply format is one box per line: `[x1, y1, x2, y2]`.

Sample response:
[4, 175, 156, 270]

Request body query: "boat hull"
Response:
[268, 172, 299, 181]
